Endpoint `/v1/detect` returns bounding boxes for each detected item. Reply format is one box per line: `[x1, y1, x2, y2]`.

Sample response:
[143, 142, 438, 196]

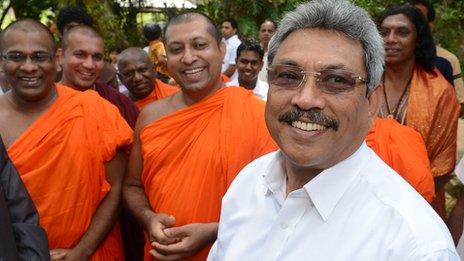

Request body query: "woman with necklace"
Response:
[378, 4, 460, 219]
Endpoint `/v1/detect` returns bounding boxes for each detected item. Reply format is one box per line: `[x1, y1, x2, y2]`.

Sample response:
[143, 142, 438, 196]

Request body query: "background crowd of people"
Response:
[0, 0, 463, 260]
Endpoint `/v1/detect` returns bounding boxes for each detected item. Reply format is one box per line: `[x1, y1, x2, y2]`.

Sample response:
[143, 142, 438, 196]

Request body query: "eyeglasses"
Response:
[267, 64, 366, 94]
[1, 52, 54, 64]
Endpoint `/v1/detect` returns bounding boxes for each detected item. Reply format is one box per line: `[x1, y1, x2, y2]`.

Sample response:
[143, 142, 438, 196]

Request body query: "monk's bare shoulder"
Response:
[136, 92, 184, 130]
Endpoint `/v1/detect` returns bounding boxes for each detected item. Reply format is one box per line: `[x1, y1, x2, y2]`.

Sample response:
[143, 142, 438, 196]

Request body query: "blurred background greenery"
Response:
[1, 0, 463, 62]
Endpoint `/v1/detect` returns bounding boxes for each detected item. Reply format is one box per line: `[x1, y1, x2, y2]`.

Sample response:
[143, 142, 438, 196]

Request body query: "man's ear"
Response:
[220, 41, 226, 60]
[367, 84, 381, 124]
[55, 48, 63, 71]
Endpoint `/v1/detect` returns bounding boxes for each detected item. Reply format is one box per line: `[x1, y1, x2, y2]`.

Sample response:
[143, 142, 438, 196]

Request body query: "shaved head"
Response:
[61, 25, 102, 51]
[117, 47, 153, 71]
[117, 47, 156, 100]
[0, 18, 56, 52]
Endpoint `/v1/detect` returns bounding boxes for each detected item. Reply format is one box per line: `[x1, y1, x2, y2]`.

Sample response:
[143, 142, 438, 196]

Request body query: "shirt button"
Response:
[280, 222, 289, 229]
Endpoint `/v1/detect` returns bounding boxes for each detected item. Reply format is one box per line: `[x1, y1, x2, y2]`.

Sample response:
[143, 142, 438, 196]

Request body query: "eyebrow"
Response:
[274, 60, 354, 71]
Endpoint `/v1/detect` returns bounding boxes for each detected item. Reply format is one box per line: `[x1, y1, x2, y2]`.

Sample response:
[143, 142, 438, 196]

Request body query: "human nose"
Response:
[19, 56, 39, 72]
[384, 31, 396, 44]
[290, 73, 325, 110]
[82, 56, 95, 69]
[180, 48, 197, 64]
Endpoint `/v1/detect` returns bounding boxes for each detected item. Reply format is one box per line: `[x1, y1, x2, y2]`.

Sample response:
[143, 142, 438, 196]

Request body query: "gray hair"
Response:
[268, 0, 385, 90]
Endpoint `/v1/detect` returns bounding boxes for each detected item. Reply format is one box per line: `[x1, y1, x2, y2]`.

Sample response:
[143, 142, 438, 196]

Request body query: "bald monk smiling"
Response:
[122, 12, 277, 260]
[117, 47, 178, 110]
[0, 19, 132, 260]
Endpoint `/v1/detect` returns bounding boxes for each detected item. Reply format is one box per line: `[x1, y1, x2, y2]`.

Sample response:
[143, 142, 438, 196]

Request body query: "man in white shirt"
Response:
[221, 18, 241, 79]
[258, 19, 277, 83]
[226, 40, 268, 101]
[209, 0, 458, 260]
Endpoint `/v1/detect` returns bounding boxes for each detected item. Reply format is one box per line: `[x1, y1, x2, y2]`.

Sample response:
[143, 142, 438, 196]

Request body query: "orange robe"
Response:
[406, 67, 460, 177]
[8, 84, 133, 260]
[366, 118, 435, 202]
[135, 80, 178, 110]
[140, 87, 277, 260]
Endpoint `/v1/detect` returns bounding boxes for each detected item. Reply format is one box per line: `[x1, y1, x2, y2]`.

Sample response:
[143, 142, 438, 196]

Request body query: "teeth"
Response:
[185, 68, 204, 74]
[291, 121, 327, 131]
[20, 77, 39, 82]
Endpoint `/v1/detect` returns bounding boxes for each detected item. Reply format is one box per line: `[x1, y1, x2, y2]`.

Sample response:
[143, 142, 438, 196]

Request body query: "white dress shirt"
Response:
[455, 156, 464, 259]
[226, 78, 269, 101]
[258, 51, 269, 83]
[209, 143, 458, 261]
[221, 35, 241, 73]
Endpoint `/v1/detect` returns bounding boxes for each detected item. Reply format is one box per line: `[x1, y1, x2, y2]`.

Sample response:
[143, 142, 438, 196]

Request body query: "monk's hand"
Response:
[49, 248, 90, 261]
[150, 222, 218, 260]
[148, 213, 178, 246]
[50, 249, 67, 260]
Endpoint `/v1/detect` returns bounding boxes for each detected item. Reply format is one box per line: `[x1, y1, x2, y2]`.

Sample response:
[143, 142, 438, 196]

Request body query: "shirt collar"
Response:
[304, 142, 370, 221]
[261, 142, 370, 221]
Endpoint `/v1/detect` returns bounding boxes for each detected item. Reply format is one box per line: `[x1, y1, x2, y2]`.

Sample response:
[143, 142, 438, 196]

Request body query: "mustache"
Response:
[278, 108, 339, 131]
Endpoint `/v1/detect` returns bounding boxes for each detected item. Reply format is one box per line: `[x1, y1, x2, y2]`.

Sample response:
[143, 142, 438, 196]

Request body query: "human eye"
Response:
[379, 28, 389, 37]
[4, 52, 25, 62]
[168, 44, 183, 54]
[32, 52, 52, 63]
[319, 70, 356, 93]
[397, 28, 410, 37]
[73, 51, 86, 59]
[194, 41, 208, 49]
[93, 54, 104, 61]
[270, 66, 302, 87]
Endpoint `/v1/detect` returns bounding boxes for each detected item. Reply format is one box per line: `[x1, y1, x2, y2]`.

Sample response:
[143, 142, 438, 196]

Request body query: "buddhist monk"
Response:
[59, 25, 139, 128]
[378, 5, 460, 218]
[367, 118, 435, 202]
[117, 47, 178, 110]
[0, 19, 132, 260]
[123, 12, 277, 260]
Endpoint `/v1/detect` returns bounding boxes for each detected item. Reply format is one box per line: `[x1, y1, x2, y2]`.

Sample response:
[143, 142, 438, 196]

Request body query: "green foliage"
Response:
[2, 0, 463, 63]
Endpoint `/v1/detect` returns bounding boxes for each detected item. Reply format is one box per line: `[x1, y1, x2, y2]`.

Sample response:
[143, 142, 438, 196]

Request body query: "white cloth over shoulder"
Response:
[221, 35, 241, 73]
[209, 143, 458, 261]
[226, 78, 268, 101]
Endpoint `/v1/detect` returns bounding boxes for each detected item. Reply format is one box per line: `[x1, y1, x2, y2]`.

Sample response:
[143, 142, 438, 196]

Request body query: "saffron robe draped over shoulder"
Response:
[135, 80, 178, 110]
[140, 87, 277, 260]
[406, 67, 460, 177]
[95, 80, 140, 129]
[366, 118, 435, 202]
[8, 84, 133, 260]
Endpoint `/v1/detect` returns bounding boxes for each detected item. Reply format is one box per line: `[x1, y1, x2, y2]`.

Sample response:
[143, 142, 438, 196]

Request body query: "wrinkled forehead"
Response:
[273, 29, 365, 74]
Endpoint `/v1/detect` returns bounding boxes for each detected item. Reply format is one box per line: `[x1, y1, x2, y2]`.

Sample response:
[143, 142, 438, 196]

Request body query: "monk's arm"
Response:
[71, 149, 127, 258]
[122, 107, 177, 245]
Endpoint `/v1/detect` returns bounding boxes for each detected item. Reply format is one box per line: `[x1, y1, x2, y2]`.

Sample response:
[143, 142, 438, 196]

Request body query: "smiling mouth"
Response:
[78, 71, 95, 79]
[184, 67, 205, 75]
[291, 120, 327, 131]
[19, 76, 41, 85]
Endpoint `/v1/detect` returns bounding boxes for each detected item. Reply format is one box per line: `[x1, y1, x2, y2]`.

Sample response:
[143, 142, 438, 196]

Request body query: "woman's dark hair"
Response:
[378, 4, 436, 72]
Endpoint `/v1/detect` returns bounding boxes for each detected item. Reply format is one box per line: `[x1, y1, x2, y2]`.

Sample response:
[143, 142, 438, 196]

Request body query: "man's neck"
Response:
[60, 79, 95, 91]
[238, 78, 258, 90]
[179, 80, 223, 107]
[7, 86, 57, 114]
[284, 159, 321, 196]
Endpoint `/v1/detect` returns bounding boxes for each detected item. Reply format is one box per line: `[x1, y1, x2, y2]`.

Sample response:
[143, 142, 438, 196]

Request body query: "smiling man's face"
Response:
[60, 32, 104, 90]
[265, 28, 375, 171]
[164, 17, 224, 94]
